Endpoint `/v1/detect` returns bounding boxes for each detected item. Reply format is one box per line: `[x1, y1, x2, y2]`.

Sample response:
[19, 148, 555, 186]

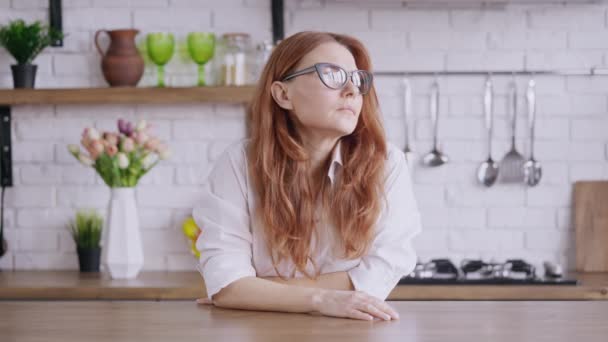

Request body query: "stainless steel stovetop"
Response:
[399, 258, 578, 285]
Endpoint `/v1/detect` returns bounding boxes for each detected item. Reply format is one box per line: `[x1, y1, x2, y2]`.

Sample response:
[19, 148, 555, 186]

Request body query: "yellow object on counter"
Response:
[182, 217, 201, 258]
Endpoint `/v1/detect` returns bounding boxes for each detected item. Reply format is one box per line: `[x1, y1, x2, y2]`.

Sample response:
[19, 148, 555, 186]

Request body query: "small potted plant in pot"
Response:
[68, 210, 103, 272]
[0, 19, 64, 88]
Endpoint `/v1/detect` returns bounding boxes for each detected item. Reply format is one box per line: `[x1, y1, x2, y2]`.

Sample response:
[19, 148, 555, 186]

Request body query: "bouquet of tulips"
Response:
[68, 118, 170, 187]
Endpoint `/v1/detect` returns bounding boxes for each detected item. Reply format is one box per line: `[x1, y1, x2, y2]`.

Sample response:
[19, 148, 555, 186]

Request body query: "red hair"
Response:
[247, 31, 388, 279]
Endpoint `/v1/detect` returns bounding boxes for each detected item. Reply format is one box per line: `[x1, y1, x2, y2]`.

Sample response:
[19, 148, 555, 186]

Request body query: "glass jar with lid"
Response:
[214, 32, 252, 86]
[249, 40, 275, 84]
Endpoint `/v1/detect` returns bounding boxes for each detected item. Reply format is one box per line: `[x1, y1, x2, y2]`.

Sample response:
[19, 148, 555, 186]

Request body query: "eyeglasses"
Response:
[281, 63, 373, 95]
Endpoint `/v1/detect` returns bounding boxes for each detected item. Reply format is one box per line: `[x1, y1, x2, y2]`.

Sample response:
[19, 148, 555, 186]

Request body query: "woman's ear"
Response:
[270, 81, 293, 110]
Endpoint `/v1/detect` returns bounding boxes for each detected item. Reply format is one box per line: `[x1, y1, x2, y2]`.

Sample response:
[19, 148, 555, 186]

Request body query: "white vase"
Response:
[101, 187, 143, 279]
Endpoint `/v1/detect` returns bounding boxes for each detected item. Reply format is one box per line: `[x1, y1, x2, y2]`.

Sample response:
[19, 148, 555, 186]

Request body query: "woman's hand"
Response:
[196, 298, 213, 305]
[197, 288, 399, 322]
[311, 289, 399, 321]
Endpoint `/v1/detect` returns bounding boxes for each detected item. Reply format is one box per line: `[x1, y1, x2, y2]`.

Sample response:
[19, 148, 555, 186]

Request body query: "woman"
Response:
[193, 31, 421, 321]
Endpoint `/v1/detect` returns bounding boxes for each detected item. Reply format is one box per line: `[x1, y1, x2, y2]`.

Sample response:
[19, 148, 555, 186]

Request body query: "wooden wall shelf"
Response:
[0, 86, 256, 105]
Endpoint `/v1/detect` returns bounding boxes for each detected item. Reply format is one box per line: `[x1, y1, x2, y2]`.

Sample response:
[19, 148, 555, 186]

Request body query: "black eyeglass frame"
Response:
[281, 62, 373, 95]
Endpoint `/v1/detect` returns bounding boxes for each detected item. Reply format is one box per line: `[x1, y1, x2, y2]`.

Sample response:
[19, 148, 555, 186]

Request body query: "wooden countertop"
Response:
[1, 271, 608, 300]
[1, 300, 607, 342]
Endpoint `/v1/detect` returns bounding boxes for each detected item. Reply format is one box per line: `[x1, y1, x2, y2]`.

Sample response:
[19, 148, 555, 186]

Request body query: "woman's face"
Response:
[274, 42, 364, 140]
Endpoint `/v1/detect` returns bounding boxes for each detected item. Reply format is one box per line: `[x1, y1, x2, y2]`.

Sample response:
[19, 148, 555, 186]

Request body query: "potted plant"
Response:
[0, 19, 64, 88]
[68, 210, 103, 272]
[67, 119, 170, 279]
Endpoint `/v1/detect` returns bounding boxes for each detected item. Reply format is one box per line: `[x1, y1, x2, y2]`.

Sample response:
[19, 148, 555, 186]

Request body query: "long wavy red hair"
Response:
[247, 31, 388, 279]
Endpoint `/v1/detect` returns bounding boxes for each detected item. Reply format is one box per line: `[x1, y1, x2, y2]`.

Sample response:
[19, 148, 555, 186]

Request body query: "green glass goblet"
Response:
[146, 33, 175, 87]
[187, 32, 215, 86]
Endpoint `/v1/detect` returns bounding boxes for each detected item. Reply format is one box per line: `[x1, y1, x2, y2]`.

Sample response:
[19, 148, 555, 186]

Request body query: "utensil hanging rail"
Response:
[374, 67, 608, 77]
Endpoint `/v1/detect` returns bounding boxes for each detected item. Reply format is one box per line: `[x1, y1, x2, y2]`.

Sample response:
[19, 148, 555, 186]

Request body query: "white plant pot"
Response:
[101, 187, 143, 279]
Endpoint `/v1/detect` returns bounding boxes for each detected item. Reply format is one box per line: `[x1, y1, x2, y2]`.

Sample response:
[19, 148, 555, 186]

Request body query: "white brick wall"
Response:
[0, 0, 606, 273]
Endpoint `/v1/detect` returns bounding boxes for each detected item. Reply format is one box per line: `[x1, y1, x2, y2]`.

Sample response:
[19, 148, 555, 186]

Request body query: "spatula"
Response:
[499, 80, 525, 183]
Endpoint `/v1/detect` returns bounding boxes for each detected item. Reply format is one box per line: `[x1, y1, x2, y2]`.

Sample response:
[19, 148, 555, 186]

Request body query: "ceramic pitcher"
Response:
[94, 29, 144, 87]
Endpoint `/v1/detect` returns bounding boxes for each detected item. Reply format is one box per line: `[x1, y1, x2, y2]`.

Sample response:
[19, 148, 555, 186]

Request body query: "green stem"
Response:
[157, 64, 165, 87]
[197, 63, 206, 86]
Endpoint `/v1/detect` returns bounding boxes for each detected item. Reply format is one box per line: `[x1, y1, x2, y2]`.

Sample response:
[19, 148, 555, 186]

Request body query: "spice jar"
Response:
[215, 33, 251, 86]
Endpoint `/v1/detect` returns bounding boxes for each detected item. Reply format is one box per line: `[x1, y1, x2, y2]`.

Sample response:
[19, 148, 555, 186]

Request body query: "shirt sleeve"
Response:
[192, 142, 256, 300]
[347, 147, 422, 300]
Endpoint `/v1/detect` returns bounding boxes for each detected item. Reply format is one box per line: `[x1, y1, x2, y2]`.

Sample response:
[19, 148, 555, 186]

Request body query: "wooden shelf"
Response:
[0, 86, 256, 105]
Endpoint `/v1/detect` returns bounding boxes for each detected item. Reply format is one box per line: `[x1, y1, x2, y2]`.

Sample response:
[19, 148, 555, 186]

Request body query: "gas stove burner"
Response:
[461, 259, 536, 280]
[412, 259, 459, 280]
[399, 258, 578, 286]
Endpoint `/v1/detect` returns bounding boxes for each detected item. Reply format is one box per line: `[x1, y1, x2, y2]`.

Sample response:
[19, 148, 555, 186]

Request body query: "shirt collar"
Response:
[327, 140, 343, 184]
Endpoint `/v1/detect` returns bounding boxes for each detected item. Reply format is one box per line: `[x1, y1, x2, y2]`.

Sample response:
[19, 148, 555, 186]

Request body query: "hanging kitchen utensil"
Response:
[477, 75, 499, 187]
[422, 78, 448, 167]
[524, 76, 542, 187]
[499, 78, 525, 183]
[402, 77, 417, 167]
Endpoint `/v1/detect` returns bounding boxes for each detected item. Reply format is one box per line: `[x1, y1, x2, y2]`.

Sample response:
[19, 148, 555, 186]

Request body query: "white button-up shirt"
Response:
[193, 139, 422, 301]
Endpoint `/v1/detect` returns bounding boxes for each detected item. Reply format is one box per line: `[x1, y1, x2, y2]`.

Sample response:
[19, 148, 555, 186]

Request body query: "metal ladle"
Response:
[402, 77, 417, 166]
[524, 77, 542, 186]
[477, 76, 499, 187]
[422, 79, 448, 167]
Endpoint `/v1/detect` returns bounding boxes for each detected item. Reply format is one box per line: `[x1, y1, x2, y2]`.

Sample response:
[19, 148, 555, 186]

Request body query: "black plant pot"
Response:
[0, 238, 7, 271]
[11, 64, 38, 89]
[77, 247, 101, 272]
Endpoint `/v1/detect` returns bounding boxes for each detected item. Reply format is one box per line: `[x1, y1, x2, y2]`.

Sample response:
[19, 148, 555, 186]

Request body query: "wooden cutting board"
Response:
[574, 181, 608, 272]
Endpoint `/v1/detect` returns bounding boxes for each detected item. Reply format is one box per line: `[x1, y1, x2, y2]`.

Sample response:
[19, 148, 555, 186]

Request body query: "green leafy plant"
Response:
[0, 19, 64, 64]
[68, 210, 103, 249]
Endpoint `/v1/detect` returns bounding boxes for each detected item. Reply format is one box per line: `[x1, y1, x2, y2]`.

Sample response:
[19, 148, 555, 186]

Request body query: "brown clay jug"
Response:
[95, 29, 144, 87]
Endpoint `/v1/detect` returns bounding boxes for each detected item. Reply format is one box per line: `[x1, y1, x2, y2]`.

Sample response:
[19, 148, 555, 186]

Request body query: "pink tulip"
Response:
[84, 127, 100, 141]
[80, 137, 90, 149]
[144, 137, 159, 151]
[87, 147, 99, 160]
[157, 144, 171, 160]
[135, 131, 149, 145]
[106, 144, 118, 157]
[105, 133, 119, 147]
[121, 137, 135, 152]
[82, 127, 92, 140]
[86, 140, 103, 160]
[91, 140, 104, 153]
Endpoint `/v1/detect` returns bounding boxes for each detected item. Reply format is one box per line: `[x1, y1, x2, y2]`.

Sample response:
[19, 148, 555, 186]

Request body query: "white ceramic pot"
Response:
[101, 187, 143, 279]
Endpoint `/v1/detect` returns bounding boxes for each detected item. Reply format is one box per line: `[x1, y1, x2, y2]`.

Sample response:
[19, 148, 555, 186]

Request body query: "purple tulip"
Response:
[117, 118, 134, 137]
[118, 119, 127, 134]
[125, 122, 134, 136]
